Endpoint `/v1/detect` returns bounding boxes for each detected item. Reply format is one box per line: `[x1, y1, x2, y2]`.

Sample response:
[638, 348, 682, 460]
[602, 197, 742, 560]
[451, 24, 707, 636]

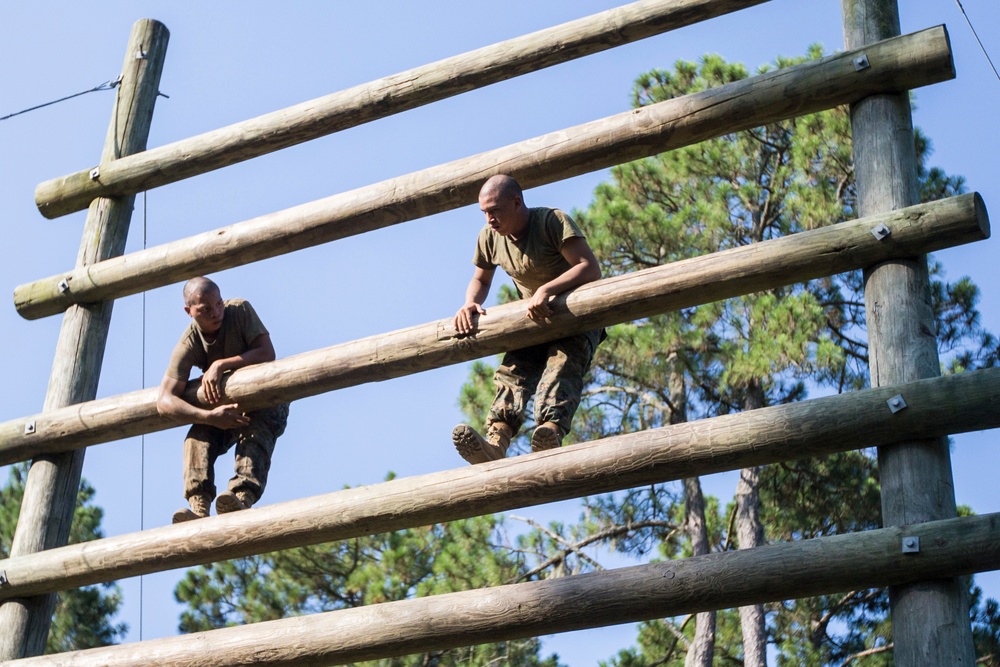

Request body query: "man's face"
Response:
[479, 188, 525, 238]
[184, 287, 225, 335]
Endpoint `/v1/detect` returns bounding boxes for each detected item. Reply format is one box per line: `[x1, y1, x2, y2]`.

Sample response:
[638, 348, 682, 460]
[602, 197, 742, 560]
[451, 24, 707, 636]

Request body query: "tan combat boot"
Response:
[216, 489, 254, 514]
[452, 422, 513, 464]
[530, 421, 565, 452]
[172, 493, 211, 524]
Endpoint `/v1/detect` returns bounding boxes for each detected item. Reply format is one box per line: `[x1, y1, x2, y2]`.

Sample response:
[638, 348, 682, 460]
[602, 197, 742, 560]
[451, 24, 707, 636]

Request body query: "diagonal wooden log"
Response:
[33, 0, 771, 219]
[0, 321, 999, 601]
[15, 26, 956, 320]
[0, 19, 168, 662]
[0, 193, 988, 465]
[1, 512, 998, 667]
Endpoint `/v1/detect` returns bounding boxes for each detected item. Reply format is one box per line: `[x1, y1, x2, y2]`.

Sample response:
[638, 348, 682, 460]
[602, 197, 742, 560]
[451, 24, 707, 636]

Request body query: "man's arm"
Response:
[454, 266, 496, 335]
[526, 236, 602, 321]
[156, 374, 250, 429]
[199, 333, 275, 404]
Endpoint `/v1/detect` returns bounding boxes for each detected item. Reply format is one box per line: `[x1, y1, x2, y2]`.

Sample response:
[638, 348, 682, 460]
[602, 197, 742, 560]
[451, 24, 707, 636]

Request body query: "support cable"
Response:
[139, 190, 147, 642]
[954, 0, 1000, 83]
[0, 77, 122, 122]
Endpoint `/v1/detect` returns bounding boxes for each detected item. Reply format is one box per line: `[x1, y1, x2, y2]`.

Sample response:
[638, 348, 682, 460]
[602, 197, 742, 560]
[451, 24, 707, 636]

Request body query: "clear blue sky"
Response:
[1, 1, 998, 664]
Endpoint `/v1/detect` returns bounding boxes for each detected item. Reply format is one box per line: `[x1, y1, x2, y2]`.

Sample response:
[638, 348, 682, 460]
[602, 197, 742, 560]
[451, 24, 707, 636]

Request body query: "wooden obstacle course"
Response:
[1, 1, 993, 665]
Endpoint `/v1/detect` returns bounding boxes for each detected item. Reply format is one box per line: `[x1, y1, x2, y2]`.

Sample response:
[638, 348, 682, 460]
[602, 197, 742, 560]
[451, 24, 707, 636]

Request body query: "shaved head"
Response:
[479, 174, 523, 204]
[183, 277, 220, 306]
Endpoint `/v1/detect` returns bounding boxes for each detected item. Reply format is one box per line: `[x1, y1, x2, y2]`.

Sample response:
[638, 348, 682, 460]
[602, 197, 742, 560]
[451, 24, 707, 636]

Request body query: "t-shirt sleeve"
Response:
[164, 330, 199, 381]
[553, 208, 585, 243]
[234, 300, 268, 348]
[472, 226, 496, 270]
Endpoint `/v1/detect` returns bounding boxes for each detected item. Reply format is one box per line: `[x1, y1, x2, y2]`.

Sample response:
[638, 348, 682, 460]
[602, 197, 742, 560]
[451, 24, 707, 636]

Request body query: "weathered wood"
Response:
[33, 0, 770, 219]
[0, 20, 168, 662]
[0, 193, 988, 463]
[2, 513, 998, 667]
[843, 1, 975, 664]
[16, 26, 956, 320]
[1, 363, 999, 602]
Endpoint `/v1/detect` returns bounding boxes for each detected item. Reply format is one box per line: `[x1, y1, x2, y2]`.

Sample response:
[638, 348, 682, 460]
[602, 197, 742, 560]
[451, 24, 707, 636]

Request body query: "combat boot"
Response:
[172, 493, 211, 524]
[530, 421, 565, 452]
[216, 489, 254, 514]
[452, 422, 513, 464]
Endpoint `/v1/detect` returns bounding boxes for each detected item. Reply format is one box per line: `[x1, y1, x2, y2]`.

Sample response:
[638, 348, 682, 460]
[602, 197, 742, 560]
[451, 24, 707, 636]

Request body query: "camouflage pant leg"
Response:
[227, 403, 289, 503]
[488, 345, 547, 433]
[533, 332, 598, 435]
[183, 424, 233, 501]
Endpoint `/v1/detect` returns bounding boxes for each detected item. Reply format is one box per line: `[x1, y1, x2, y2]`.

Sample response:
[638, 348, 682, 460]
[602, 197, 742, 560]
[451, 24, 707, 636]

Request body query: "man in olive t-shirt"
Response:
[157, 277, 288, 523]
[452, 175, 603, 464]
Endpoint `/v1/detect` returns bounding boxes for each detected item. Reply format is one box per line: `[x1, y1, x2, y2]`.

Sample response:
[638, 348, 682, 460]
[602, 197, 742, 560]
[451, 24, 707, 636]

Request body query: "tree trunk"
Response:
[670, 357, 717, 667]
[736, 382, 767, 667]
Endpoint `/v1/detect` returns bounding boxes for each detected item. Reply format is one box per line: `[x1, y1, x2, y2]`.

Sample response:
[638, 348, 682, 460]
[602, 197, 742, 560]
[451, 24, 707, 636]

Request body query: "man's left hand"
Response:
[201, 362, 227, 404]
[526, 288, 553, 322]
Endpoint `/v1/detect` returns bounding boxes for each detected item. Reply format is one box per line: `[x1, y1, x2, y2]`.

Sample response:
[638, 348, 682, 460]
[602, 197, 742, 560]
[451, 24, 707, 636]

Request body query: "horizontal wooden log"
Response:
[33, 0, 771, 219]
[0, 193, 988, 464]
[16, 26, 956, 320]
[2, 513, 998, 667]
[1, 364, 999, 601]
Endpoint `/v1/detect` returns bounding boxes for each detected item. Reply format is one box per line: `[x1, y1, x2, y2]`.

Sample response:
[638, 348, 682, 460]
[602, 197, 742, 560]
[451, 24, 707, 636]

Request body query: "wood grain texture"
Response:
[2, 513, 998, 667]
[843, 0, 975, 663]
[15, 26, 957, 320]
[0, 19, 168, 662]
[0, 194, 988, 464]
[32, 0, 771, 219]
[1, 364, 999, 602]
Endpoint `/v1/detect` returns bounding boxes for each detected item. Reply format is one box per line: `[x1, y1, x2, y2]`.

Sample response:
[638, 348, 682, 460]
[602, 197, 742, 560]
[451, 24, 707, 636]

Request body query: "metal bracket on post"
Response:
[901, 536, 920, 554]
[24, 421, 36, 435]
[57, 279, 70, 294]
[871, 223, 891, 241]
[853, 54, 870, 71]
[887, 394, 907, 413]
[89, 167, 100, 180]
[0, 570, 8, 587]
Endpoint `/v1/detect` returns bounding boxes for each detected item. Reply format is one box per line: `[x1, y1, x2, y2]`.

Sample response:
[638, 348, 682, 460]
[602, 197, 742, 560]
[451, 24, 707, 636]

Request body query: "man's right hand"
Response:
[205, 404, 250, 430]
[454, 302, 486, 335]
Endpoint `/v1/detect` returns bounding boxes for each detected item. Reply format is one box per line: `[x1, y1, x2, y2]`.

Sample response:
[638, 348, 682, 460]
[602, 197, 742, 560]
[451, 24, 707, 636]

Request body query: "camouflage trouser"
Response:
[488, 329, 601, 436]
[183, 403, 289, 502]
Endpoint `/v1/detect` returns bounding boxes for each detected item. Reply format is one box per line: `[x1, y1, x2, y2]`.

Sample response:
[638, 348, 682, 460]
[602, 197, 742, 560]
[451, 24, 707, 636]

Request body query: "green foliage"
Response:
[0, 464, 126, 653]
[175, 475, 563, 666]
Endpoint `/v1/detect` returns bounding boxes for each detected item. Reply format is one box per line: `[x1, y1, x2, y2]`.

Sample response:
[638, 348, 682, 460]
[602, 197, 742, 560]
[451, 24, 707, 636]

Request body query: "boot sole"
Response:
[216, 491, 249, 514]
[531, 424, 563, 452]
[452, 424, 491, 464]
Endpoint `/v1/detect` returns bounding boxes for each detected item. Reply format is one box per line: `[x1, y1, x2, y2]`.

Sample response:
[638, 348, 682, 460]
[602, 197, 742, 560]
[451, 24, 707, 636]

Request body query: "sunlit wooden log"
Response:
[16, 26, 956, 319]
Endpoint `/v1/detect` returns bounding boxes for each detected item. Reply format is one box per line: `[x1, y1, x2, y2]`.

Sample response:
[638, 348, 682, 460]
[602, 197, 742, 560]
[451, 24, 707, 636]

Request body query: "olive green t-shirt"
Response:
[165, 298, 269, 381]
[473, 207, 584, 299]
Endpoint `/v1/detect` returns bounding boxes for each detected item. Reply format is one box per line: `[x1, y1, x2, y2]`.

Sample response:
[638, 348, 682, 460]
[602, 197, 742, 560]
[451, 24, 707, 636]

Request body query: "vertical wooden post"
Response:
[842, 1, 975, 664]
[0, 20, 168, 660]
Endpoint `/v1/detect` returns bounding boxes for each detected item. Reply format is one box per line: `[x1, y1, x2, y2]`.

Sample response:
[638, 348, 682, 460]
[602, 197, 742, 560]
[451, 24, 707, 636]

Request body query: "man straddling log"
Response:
[157, 277, 289, 523]
[452, 174, 603, 463]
